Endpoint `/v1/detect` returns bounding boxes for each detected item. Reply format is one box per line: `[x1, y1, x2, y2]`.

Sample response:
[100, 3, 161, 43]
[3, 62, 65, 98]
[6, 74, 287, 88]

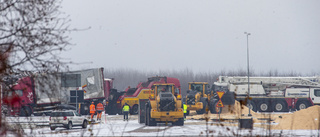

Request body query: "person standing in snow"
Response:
[183, 102, 187, 121]
[90, 102, 96, 121]
[122, 103, 130, 121]
[96, 102, 104, 121]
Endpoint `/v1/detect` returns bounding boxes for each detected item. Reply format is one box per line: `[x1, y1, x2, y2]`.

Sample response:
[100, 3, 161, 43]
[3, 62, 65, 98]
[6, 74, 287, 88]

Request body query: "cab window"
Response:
[191, 84, 203, 92]
[314, 89, 320, 97]
[74, 111, 81, 116]
[157, 85, 172, 94]
[15, 90, 23, 96]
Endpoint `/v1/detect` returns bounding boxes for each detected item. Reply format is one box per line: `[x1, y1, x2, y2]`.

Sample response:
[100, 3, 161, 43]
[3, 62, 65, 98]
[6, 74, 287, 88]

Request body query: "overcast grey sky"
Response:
[60, 0, 320, 75]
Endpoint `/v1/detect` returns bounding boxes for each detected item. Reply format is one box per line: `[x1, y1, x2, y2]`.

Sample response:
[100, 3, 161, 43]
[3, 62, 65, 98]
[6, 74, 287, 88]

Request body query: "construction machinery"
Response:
[184, 82, 235, 115]
[216, 76, 320, 112]
[144, 83, 184, 126]
[184, 82, 210, 115]
[105, 76, 181, 115]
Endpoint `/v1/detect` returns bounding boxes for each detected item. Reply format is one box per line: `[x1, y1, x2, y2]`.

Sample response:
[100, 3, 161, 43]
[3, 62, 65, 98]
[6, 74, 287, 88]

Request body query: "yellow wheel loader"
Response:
[145, 83, 184, 126]
[184, 82, 224, 115]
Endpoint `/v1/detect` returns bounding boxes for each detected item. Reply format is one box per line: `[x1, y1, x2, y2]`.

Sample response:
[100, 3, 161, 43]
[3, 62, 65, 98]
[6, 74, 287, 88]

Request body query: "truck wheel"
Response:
[131, 104, 139, 115]
[20, 106, 32, 116]
[273, 101, 287, 112]
[145, 110, 148, 126]
[173, 118, 184, 126]
[145, 104, 156, 126]
[196, 101, 207, 114]
[50, 126, 56, 130]
[258, 101, 270, 112]
[149, 119, 156, 126]
[82, 120, 88, 128]
[247, 101, 257, 112]
[147, 109, 156, 126]
[66, 122, 72, 129]
[209, 100, 221, 114]
[296, 101, 309, 110]
[145, 104, 150, 126]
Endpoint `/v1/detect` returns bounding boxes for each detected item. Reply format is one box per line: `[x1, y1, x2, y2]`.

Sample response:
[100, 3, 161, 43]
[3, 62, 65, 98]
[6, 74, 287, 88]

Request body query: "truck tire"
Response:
[131, 104, 139, 115]
[50, 126, 56, 130]
[258, 101, 270, 112]
[145, 103, 154, 126]
[173, 118, 184, 126]
[145, 103, 156, 126]
[272, 101, 287, 112]
[82, 120, 88, 128]
[296, 101, 309, 111]
[196, 99, 208, 114]
[20, 106, 32, 116]
[66, 122, 72, 129]
[145, 105, 149, 126]
[210, 101, 222, 114]
[148, 113, 156, 126]
[247, 101, 257, 112]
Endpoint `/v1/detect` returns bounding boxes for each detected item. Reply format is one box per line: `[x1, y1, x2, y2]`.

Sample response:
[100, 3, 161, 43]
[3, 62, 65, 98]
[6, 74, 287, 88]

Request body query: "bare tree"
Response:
[0, 0, 71, 136]
[0, 0, 70, 73]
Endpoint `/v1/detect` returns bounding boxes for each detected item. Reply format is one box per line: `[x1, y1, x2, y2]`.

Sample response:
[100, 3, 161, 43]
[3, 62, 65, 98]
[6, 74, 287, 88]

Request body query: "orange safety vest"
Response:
[90, 104, 96, 114]
[96, 103, 104, 111]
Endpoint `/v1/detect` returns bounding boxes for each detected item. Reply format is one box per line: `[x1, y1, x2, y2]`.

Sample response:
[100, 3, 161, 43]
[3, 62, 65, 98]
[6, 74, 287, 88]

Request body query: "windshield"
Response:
[190, 84, 203, 92]
[157, 85, 173, 95]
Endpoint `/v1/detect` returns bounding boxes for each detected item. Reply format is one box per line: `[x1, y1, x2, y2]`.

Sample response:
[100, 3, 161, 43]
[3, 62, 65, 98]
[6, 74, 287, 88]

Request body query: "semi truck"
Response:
[144, 83, 184, 126]
[215, 76, 320, 112]
[105, 76, 181, 115]
[2, 68, 112, 116]
[184, 82, 235, 115]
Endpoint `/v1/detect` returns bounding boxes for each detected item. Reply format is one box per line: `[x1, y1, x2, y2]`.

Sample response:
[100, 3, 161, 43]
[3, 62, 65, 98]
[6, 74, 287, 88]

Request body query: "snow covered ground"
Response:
[4, 114, 320, 136]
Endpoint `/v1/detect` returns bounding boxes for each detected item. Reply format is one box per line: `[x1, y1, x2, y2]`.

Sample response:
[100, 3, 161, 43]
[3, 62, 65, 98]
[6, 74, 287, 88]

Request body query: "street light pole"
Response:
[244, 32, 252, 116]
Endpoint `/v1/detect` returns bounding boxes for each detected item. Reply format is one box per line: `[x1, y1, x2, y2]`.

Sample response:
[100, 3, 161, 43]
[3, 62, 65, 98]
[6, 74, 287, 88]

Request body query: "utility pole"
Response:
[244, 32, 252, 117]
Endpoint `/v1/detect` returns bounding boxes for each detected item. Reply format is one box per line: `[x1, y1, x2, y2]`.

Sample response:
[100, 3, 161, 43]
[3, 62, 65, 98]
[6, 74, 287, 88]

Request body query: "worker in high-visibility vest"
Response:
[90, 102, 96, 120]
[96, 102, 104, 121]
[122, 103, 130, 121]
[183, 102, 187, 121]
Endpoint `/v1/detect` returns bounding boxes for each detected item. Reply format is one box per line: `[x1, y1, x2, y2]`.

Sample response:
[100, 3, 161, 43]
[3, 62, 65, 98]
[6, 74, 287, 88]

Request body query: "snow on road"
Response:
[5, 114, 320, 136]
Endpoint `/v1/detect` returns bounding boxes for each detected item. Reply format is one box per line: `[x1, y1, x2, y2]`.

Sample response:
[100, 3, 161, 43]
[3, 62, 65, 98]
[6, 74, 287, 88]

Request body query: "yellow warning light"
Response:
[150, 94, 155, 100]
[177, 95, 181, 100]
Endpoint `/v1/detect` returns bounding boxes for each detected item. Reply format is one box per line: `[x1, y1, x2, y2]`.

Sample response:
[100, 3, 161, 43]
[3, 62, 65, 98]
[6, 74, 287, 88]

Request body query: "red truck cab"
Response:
[3, 77, 35, 116]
